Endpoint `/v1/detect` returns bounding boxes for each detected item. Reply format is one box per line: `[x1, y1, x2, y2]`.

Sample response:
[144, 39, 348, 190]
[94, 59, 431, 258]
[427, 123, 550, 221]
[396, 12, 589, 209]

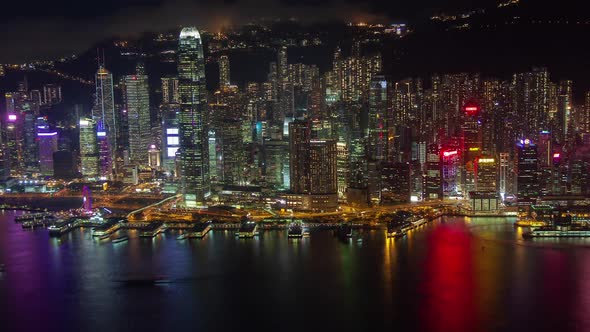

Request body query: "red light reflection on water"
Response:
[421, 224, 477, 332]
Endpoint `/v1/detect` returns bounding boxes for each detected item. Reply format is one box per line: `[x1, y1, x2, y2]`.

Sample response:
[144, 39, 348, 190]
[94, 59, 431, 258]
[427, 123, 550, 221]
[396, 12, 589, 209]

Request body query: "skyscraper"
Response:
[80, 118, 99, 179]
[178, 27, 210, 206]
[124, 68, 151, 165]
[37, 129, 58, 176]
[367, 76, 389, 162]
[475, 157, 497, 193]
[97, 120, 111, 180]
[517, 139, 539, 205]
[94, 66, 116, 158]
[161, 76, 180, 105]
[289, 120, 338, 211]
[219, 55, 230, 86]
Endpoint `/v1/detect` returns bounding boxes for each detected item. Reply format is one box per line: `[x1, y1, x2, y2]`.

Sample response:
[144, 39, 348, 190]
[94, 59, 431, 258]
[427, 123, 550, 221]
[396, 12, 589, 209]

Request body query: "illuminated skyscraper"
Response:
[96, 120, 111, 180]
[499, 152, 509, 199]
[219, 120, 244, 185]
[367, 76, 389, 162]
[37, 129, 58, 176]
[5, 113, 24, 176]
[289, 120, 338, 210]
[516, 139, 539, 205]
[94, 66, 116, 157]
[178, 27, 209, 206]
[161, 76, 180, 105]
[475, 157, 497, 192]
[0, 123, 8, 180]
[219, 55, 230, 86]
[124, 68, 151, 165]
[424, 144, 442, 200]
[79, 118, 99, 179]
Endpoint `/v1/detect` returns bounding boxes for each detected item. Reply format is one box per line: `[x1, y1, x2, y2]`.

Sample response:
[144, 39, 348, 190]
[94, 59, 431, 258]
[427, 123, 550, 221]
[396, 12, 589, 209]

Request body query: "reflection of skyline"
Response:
[6, 212, 590, 330]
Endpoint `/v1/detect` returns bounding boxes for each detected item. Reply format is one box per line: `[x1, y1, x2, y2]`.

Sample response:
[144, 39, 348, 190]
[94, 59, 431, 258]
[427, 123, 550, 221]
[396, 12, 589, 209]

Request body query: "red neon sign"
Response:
[553, 153, 560, 159]
[465, 106, 478, 111]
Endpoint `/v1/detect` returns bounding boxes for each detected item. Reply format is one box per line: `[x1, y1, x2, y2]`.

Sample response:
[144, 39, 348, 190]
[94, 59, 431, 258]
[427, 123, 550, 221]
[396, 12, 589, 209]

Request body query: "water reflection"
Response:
[3, 212, 590, 331]
[422, 220, 476, 332]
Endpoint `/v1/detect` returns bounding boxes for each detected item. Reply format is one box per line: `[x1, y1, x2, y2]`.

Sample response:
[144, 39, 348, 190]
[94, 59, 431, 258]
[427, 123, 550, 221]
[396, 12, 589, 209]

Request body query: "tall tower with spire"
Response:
[178, 27, 210, 206]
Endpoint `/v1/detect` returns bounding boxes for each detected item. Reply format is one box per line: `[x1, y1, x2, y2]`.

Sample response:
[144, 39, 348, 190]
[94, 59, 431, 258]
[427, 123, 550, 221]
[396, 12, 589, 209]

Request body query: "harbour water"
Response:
[2, 210, 590, 331]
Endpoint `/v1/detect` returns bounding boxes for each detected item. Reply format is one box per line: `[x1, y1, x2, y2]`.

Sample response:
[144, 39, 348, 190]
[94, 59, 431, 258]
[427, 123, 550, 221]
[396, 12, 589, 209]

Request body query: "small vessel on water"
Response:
[48, 219, 76, 237]
[514, 220, 547, 227]
[236, 221, 258, 238]
[288, 220, 304, 238]
[112, 236, 129, 243]
[139, 223, 167, 238]
[386, 211, 414, 238]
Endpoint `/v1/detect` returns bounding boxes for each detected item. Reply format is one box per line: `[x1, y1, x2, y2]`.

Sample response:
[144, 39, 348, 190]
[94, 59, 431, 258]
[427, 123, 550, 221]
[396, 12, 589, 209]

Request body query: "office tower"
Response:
[219, 120, 244, 185]
[347, 137, 369, 207]
[94, 66, 116, 157]
[0, 124, 8, 180]
[208, 130, 218, 182]
[37, 129, 58, 176]
[79, 118, 99, 179]
[289, 120, 311, 194]
[462, 102, 482, 194]
[42, 84, 62, 105]
[178, 27, 210, 206]
[96, 120, 111, 180]
[336, 142, 349, 200]
[23, 112, 38, 172]
[367, 76, 389, 162]
[262, 139, 288, 189]
[289, 120, 338, 210]
[556, 80, 573, 143]
[441, 149, 461, 198]
[124, 67, 151, 165]
[5, 113, 24, 176]
[584, 91, 590, 133]
[219, 55, 230, 86]
[475, 157, 497, 192]
[499, 152, 509, 199]
[380, 162, 411, 203]
[52, 151, 75, 179]
[516, 139, 539, 205]
[161, 77, 180, 105]
[424, 144, 442, 200]
[537, 131, 552, 167]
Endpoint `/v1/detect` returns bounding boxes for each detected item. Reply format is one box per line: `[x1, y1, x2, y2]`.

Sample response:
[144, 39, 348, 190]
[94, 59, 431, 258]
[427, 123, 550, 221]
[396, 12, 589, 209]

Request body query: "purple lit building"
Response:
[97, 120, 112, 180]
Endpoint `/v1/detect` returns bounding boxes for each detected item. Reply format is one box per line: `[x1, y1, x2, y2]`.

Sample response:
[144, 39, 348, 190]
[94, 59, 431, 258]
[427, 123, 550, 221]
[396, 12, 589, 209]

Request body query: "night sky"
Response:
[0, 0, 587, 63]
[0, 0, 497, 62]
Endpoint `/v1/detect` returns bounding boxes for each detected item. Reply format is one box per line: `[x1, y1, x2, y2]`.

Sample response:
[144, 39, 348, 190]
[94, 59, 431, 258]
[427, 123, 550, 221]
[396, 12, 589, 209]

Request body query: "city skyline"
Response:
[2, 5, 590, 331]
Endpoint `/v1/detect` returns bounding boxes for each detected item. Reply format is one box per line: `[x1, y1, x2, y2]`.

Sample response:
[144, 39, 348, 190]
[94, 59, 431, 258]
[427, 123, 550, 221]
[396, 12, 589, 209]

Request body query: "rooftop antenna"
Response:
[96, 48, 101, 69]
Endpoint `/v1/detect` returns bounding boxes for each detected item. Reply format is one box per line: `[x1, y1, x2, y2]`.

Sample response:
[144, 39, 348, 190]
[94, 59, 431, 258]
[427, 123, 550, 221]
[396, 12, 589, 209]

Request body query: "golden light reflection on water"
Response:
[382, 234, 397, 309]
